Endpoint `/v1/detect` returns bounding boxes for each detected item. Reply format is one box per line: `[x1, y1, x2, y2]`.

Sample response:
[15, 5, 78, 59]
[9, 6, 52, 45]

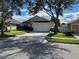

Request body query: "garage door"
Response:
[32, 23, 52, 32]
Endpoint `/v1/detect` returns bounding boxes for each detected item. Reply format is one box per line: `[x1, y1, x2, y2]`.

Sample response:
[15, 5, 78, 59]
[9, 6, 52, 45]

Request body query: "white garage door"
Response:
[32, 23, 52, 32]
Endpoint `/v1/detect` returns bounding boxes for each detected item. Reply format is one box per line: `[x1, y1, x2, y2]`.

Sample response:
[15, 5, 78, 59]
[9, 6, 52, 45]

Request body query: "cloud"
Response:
[36, 10, 65, 23]
[36, 11, 79, 23]
[12, 10, 79, 24]
[63, 12, 79, 23]
[36, 10, 51, 20]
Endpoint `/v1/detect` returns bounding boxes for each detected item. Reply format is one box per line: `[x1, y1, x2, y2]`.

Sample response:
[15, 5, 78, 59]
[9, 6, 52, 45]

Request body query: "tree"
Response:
[27, 0, 78, 35]
[0, 0, 23, 36]
[0, 0, 78, 36]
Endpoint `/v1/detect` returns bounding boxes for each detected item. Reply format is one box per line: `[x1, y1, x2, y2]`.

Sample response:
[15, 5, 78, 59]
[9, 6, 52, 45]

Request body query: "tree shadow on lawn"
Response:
[0, 36, 70, 59]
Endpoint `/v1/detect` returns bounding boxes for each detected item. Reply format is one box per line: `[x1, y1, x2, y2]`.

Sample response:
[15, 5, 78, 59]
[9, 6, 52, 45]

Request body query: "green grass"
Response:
[47, 32, 79, 44]
[0, 26, 27, 37]
[4, 30, 26, 35]
[50, 32, 73, 38]
[48, 38, 79, 44]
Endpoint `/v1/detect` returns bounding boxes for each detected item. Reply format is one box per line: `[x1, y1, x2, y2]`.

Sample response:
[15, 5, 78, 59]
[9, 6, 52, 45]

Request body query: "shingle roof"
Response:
[23, 15, 50, 22]
[9, 19, 21, 24]
[0, 18, 21, 24]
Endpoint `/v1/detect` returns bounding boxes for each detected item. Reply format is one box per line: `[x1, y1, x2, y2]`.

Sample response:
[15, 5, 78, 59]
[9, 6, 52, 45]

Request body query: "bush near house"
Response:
[64, 32, 74, 36]
[48, 32, 74, 38]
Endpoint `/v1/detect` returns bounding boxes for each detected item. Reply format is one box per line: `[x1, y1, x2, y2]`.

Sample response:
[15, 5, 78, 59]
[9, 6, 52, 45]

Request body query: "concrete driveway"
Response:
[0, 33, 79, 59]
[17, 32, 48, 37]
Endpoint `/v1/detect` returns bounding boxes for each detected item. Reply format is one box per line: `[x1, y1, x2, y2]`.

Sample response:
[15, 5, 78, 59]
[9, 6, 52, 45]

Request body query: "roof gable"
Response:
[9, 19, 21, 24]
[0, 18, 21, 24]
[26, 15, 50, 22]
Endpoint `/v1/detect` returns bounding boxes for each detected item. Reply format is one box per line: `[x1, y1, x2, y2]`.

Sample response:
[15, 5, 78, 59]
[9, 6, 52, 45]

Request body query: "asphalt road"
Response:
[0, 33, 79, 59]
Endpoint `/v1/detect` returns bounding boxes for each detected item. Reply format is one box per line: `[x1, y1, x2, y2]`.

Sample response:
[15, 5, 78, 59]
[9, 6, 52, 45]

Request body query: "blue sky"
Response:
[13, 3, 79, 23]
[64, 4, 79, 13]
[18, 3, 79, 16]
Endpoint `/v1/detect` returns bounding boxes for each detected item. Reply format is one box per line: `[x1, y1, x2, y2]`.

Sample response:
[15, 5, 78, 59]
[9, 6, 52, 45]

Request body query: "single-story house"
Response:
[22, 15, 54, 32]
[67, 18, 79, 33]
[6, 18, 21, 31]
[0, 18, 21, 31]
[59, 18, 79, 33]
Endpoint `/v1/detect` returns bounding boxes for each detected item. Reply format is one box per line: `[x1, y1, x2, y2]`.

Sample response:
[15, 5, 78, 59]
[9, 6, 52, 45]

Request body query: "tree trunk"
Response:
[0, 0, 5, 36]
[1, 17, 4, 36]
[10, 24, 11, 31]
[51, 17, 60, 35]
[53, 24, 59, 35]
[53, 11, 61, 35]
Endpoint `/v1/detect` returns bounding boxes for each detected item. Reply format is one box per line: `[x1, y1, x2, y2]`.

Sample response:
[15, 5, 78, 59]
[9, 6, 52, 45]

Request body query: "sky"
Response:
[63, 4, 79, 13]
[13, 3, 79, 23]
[18, 3, 79, 16]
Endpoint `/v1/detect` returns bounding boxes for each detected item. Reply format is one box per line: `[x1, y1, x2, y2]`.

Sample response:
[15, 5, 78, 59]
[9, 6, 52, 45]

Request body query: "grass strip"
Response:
[48, 38, 79, 44]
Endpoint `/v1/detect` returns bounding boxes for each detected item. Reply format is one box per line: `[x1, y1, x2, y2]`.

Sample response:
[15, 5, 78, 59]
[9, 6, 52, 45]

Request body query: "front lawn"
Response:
[47, 38, 79, 44]
[49, 32, 74, 38]
[0, 30, 27, 37]
[47, 32, 79, 44]
[5, 30, 26, 35]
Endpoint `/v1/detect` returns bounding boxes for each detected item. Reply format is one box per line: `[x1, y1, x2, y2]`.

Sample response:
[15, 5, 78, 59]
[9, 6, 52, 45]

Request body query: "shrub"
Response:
[64, 32, 73, 36]
[50, 28, 54, 32]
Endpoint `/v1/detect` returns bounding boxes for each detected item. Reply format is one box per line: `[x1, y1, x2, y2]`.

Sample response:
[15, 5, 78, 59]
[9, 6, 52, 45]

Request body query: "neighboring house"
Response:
[67, 18, 79, 33]
[59, 18, 79, 33]
[22, 15, 54, 32]
[8, 19, 21, 25]
[6, 18, 21, 31]
[0, 18, 21, 31]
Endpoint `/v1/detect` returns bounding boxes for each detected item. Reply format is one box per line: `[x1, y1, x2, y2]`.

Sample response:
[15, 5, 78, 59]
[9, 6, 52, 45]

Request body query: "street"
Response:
[0, 33, 79, 59]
